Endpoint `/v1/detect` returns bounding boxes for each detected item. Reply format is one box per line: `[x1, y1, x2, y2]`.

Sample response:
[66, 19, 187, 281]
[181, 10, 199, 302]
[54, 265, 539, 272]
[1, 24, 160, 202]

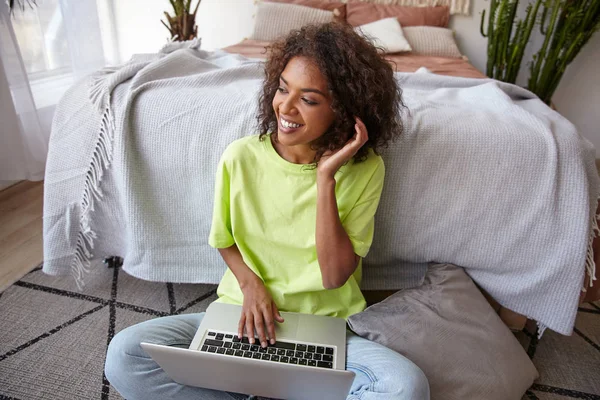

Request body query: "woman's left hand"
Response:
[317, 116, 368, 180]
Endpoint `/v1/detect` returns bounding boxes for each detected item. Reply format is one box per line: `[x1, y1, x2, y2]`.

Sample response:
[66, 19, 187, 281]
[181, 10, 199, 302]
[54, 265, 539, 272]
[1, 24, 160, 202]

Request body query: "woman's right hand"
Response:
[239, 278, 285, 348]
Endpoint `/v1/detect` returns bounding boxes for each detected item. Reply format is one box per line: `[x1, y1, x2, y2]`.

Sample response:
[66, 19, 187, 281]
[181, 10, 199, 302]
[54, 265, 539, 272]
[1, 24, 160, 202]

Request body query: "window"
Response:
[11, 0, 72, 80]
[8, 0, 76, 109]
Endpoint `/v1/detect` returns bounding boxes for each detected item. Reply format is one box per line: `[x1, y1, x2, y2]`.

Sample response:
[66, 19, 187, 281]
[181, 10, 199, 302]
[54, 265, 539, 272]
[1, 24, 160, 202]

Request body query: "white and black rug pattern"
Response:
[0, 261, 599, 400]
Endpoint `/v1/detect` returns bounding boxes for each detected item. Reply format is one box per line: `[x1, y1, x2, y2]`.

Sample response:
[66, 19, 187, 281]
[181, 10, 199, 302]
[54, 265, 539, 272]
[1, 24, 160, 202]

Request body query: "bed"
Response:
[42, 0, 599, 339]
[223, 39, 486, 79]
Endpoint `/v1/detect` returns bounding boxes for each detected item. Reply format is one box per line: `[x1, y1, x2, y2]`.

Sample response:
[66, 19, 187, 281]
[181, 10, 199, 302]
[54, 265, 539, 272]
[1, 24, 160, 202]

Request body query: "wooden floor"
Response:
[0, 181, 44, 293]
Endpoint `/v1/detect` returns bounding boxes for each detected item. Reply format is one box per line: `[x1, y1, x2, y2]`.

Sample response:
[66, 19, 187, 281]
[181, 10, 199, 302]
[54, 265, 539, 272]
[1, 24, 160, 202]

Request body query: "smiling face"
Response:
[271, 56, 336, 164]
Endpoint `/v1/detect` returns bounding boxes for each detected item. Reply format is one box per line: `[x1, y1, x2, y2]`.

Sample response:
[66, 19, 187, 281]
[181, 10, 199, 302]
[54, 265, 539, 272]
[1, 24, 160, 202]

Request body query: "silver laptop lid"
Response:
[141, 342, 355, 400]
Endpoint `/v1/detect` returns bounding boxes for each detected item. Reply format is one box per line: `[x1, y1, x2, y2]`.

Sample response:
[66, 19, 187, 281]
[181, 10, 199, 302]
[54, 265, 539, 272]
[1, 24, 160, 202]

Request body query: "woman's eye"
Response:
[302, 98, 317, 106]
[277, 87, 287, 93]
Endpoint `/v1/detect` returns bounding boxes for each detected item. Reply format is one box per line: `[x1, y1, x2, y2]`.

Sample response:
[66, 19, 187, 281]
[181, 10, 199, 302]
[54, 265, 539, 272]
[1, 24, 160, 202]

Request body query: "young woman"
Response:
[105, 22, 430, 400]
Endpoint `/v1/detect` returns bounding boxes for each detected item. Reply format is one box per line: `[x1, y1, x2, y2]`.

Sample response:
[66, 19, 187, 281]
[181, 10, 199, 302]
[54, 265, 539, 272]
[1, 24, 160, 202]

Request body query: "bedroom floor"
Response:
[0, 180, 599, 399]
[0, 265, 599, 399]
[0, 181, 44, 293]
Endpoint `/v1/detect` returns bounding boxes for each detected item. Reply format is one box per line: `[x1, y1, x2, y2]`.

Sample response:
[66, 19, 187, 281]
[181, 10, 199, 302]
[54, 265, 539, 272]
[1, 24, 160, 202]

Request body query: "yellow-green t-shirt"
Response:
[208, 134, 385, 319]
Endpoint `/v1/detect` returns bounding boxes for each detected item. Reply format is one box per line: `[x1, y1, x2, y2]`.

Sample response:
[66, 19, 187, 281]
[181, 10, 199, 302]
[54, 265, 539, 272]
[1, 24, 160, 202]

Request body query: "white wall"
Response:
[110, 0, 600, 156]
[109, 0, 255, 62]
[552, 33, 600, 156]
[0, 181, 19, 191]
[196, 0, 255, 50]
[449, 0, 488, 72]
[109, 0, 173, 62]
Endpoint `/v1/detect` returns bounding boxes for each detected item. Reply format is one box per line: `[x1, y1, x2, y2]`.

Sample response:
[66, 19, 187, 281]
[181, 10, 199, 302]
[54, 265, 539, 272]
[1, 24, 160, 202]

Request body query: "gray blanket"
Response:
[43, 46, 599, 335]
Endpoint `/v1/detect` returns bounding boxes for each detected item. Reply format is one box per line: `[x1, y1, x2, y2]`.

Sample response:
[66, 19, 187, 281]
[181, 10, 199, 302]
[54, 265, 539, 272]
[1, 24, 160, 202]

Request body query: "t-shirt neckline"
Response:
[263, 133, 317, 174]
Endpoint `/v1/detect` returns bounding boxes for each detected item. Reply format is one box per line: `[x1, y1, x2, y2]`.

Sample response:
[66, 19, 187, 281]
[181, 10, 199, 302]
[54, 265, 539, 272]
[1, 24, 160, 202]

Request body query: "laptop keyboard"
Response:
[199, 330, 335, 369]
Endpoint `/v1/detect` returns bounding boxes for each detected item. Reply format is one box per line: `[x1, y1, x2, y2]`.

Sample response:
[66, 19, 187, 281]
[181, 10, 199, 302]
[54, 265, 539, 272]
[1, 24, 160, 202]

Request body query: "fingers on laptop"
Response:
[264, 302, 285, 346]
[237, 312, 257, 344]
[263, 310, 276, 346]
[238, 303, 284, 347]
[238, 312, 245, 341]
[245, 314, 257, 345]
[255, 313, 269, 347]
[238, 307, 271, 347]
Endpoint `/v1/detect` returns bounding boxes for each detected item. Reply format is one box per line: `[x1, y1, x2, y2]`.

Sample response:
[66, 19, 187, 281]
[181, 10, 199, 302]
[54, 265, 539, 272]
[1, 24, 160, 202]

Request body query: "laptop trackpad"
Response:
[274, 312, 300, 339]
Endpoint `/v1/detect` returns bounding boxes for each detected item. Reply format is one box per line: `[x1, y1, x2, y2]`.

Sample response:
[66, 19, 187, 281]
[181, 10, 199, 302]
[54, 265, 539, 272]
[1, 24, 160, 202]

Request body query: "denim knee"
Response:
[401, 363, 430, 400]
[104, 327, 140, 388]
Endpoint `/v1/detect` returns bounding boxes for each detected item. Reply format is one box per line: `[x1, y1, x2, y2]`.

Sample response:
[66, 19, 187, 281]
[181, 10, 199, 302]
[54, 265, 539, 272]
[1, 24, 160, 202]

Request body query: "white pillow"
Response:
[354, 17, 412, 53]
[402, 26, 463, 58]
[250, 2, 334, 41]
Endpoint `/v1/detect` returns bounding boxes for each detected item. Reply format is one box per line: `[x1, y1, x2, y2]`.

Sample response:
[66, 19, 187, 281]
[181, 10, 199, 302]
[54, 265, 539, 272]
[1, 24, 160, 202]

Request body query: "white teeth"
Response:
[281, 117, 301, 129]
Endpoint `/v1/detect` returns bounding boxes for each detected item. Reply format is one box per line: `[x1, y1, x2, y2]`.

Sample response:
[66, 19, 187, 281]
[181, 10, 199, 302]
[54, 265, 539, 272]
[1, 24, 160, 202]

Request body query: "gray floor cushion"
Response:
[348, 263, 539, 400]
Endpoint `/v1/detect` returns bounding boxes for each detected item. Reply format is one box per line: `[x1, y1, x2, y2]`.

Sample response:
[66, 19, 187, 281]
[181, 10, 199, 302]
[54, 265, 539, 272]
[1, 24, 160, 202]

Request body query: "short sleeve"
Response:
[208, 155, 235, 249]
[342, 160, 385, 258]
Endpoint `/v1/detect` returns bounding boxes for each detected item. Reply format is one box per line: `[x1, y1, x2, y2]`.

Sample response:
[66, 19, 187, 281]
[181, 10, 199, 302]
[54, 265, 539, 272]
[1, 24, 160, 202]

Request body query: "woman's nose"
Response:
[279, 96, 298, 115]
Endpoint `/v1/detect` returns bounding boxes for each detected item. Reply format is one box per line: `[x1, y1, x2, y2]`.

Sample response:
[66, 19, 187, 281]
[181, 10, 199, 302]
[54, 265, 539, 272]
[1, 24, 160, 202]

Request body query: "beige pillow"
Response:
[348, 263, 539, 400]
[355, 17, 412, 53]
[264, 0, 347, 23]
[403, 26, 462, 58]
[250, 2, 334, 42]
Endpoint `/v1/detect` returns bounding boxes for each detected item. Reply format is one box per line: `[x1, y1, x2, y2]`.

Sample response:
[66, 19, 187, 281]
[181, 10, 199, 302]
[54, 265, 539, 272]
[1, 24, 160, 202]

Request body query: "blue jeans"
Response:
[105, 313, 429, 400]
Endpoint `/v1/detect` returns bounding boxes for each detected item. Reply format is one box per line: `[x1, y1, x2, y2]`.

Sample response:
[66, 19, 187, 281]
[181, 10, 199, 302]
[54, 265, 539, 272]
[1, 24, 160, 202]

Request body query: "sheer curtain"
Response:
[0, 0, 108, 181]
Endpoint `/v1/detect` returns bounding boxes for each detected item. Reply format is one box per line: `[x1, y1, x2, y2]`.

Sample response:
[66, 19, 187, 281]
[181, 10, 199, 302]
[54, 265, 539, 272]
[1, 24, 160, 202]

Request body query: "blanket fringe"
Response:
[582, 198, 600, 293]
[89, 67, 119, 112]
[70, 86, 115, 289]
[70, 61, 151, 289]
[536, 322, 547, 339]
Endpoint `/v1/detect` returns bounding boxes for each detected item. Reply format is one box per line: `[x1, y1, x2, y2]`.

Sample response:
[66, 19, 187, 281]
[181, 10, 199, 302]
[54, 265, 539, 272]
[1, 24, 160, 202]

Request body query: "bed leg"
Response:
[103, 256, 123, 269]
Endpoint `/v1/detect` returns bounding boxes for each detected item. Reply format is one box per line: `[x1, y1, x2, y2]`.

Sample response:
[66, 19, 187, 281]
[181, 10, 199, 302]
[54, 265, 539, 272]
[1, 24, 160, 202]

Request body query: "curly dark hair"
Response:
[257, 22, 405, 163]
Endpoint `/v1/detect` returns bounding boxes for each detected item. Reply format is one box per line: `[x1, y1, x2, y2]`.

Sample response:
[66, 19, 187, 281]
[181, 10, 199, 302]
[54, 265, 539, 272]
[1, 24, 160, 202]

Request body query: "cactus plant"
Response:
[480, 0, 543, 83]
[528, 0, 600, 104]
[481, 0, 600, 104]
[161, 0, 201, 42]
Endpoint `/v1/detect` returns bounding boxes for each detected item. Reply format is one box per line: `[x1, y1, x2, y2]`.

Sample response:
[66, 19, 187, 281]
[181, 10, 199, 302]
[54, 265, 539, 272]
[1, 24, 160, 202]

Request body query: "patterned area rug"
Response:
[0, 262, 599, 400]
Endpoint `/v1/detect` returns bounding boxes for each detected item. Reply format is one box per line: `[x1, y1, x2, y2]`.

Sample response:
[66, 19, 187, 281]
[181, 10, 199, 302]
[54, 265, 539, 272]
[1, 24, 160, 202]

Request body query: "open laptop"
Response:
[141, 302, 355, 400]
